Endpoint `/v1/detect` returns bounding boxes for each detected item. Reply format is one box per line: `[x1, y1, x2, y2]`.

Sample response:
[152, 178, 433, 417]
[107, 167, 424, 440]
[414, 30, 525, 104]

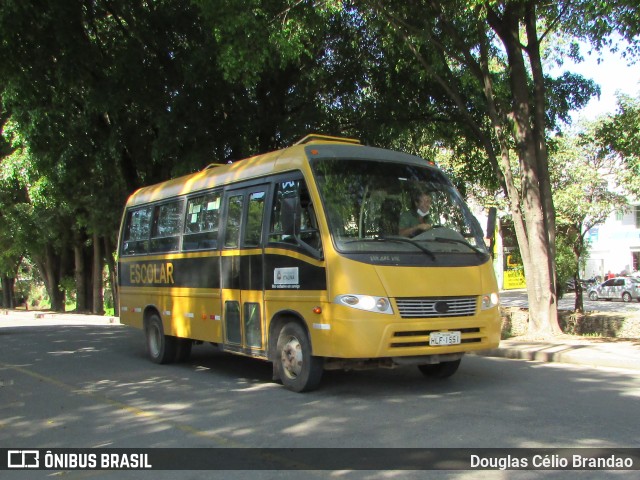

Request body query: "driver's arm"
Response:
[399, 222, 431, 237]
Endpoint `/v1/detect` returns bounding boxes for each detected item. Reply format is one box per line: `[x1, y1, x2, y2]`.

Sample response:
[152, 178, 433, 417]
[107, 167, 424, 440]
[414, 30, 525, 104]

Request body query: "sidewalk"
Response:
[0, 309, 120, 327]
[2, 309, 639, 372]
[476, 336, 640, 371]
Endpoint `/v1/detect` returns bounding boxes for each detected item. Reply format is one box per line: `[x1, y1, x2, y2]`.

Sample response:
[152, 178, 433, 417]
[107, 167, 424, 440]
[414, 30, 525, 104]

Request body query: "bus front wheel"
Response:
[418, 359, 461, 379]
[145, 314, 177, 364]
[275, 322, 324, 392]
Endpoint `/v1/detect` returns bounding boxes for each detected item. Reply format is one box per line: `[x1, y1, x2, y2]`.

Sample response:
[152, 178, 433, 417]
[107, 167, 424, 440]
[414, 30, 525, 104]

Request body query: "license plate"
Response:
[429, 331, 461, 346]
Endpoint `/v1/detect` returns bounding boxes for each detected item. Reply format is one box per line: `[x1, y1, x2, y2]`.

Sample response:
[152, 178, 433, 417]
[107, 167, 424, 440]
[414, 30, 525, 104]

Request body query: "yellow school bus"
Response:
[117, 134, 500, 392]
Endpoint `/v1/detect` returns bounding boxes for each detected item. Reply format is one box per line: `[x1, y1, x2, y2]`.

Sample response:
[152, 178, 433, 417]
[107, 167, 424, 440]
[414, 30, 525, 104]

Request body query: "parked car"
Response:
[587, 277, 640, 302]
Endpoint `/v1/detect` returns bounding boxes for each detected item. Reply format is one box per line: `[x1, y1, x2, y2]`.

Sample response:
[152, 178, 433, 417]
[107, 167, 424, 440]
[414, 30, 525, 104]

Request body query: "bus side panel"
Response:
[118, 286, 223, 343]
[118, 286, 145, 330]
[263, 249, 330, 354]
[118, 254, 223, 343]
[165, 288, 222, 342]
[263, 289, 331, 353]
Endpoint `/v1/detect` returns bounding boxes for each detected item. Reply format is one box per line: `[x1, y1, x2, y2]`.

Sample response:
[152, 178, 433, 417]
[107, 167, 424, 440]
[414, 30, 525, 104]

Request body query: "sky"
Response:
[562, 47, 640, 121]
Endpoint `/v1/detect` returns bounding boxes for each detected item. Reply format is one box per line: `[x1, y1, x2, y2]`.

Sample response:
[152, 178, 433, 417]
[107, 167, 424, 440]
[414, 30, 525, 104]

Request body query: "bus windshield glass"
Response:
[311, 158, 488, 258]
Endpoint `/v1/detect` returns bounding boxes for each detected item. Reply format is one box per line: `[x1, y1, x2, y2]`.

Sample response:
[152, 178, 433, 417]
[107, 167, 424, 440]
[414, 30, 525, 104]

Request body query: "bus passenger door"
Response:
[220, 185, 268, 355]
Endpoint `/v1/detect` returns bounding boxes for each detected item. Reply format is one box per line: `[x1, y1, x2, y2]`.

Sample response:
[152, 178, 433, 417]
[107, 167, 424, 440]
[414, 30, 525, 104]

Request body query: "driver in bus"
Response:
[399, 191, 434, 237]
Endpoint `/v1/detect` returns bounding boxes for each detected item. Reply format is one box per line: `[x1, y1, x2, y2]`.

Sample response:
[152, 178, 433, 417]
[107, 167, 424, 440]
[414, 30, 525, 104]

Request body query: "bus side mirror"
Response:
[486, 207, 497, 241]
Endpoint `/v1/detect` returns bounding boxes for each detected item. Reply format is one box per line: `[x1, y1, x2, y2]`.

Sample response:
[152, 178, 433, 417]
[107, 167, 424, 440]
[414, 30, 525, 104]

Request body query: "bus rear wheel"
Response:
[145, 314, 177, 364]
[275, 322, 324, 392]
[418, 359, 461, 379]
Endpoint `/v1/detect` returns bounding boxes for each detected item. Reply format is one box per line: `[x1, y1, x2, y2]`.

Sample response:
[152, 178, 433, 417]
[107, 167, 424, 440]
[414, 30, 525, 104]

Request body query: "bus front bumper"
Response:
[310, 306, 501, 360]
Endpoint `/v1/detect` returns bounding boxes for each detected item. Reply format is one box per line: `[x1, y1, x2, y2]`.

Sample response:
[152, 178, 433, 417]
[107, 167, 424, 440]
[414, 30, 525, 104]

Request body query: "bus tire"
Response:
[418, 359, 461, 379]
[275, 322, 324, 392]
[145, 314, 177, 364]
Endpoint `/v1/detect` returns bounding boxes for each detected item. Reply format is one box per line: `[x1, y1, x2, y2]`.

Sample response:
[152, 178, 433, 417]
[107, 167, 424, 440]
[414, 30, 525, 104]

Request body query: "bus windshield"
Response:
[311, 158, 488, 258]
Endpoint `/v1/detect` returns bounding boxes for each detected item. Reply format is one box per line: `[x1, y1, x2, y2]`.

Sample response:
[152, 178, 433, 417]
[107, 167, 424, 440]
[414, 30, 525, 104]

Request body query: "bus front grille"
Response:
[390, 327, 482, 348]
[395, 296, 477, 318]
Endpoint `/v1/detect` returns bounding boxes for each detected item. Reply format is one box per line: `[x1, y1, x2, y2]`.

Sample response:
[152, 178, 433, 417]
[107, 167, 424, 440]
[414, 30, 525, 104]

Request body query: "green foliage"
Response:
[550, 116, 637, 308]
[545, 72, 600, 127]
[0, 0, 371, 307]
[552, 120, 633, 236]
[1, 0, 639, 315]
[555, 233, 585, 299]
[596, 94, 640, 179]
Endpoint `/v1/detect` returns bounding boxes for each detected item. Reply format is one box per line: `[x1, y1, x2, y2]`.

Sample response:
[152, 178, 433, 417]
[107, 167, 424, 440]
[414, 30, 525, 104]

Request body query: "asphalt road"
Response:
[501, 289, 640, 313]
[1, 318, 639, 479]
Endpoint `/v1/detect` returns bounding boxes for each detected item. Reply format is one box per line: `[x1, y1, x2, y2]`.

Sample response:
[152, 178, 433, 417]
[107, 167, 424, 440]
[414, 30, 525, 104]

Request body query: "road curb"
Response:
[475, 344, 640, 372]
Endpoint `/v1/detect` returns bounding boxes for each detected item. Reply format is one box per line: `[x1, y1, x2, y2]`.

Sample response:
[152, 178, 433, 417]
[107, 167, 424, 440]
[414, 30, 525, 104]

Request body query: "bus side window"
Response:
[150, 200, 183, 253]
[183, 192, 221, 251]
[244, 191, 266, 247]
[299, 189, 321, 252]
[122, 206, 152, 255]
[269, 180, 297, 244]
[269, 179, 321, 255]
[224, 194, 244, 248]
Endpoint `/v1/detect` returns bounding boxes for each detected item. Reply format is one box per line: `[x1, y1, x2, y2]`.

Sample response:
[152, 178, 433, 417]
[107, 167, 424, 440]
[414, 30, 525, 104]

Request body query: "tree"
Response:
[195, 0, 371, 150]
[350, 0, 639, 336]
[0, 98, 20, 307]
[551, 121, 637, 312]
[0, 0, 369, 310]
[596, 94, 640, 175]
[0, 123, 24, 307]
[0, 116, 76, 311]
[2, 0, 638, 321]
[0, 0, 239, 310]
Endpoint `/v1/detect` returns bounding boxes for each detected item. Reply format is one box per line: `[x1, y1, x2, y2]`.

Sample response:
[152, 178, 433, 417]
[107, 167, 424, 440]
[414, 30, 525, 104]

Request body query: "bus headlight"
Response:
[335, 294, 394, 314]
[481, 292, 500, 310]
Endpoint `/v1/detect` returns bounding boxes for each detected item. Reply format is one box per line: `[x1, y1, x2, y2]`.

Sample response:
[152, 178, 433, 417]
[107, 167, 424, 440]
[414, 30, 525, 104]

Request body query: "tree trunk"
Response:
[74, 241, 87, 312]
[574, 277, 584, 313]
[36, 244, 65, 312]
[104, 235, 118, 311]
[1, 275, 16, 308]
[92, 233, 104, 315]
[573, 233, 587, 312]
[525, 2, 557, 271]
[488, 5, 561, 337]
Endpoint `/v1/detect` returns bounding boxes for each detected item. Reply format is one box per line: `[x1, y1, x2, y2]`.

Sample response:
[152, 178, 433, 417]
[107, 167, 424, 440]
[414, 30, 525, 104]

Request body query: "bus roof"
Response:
[125, 134, 432, 207]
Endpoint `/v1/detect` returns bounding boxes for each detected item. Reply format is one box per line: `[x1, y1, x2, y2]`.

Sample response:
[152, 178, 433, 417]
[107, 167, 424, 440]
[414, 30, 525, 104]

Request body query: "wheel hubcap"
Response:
[280, 336, 303, 379]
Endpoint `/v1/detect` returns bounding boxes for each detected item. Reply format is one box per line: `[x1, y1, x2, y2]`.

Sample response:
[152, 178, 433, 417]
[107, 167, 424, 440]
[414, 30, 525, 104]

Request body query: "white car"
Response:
[587, 277, 640, 303]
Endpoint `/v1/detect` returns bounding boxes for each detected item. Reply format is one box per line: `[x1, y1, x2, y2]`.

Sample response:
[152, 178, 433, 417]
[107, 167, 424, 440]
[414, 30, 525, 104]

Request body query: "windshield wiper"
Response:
[373, 235, 436, 260]
[432, 236, 486, 255]
[340, 236, 436, 260]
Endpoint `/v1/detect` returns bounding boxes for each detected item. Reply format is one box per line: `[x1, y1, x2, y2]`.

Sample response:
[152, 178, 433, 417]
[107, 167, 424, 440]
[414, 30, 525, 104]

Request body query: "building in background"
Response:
[585, 205, 640, 280]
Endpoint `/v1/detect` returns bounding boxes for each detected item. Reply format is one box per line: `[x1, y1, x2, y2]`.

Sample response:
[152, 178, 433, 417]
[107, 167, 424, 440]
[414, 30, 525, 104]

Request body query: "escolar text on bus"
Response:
[129, 262, 174, 285]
